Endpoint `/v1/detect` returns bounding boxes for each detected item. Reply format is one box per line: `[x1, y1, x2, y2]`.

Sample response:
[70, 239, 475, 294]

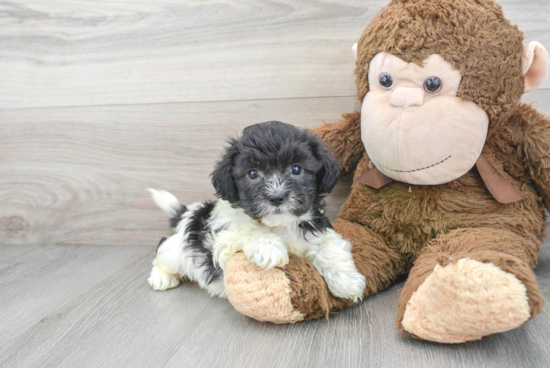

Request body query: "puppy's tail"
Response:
[147, 188, 187, 228]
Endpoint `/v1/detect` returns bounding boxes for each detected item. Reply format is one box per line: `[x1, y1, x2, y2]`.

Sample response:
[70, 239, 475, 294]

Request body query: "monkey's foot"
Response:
[224, 253, 305, 323]
[402, 258, 531, 343]
[224, 252, 356, 323]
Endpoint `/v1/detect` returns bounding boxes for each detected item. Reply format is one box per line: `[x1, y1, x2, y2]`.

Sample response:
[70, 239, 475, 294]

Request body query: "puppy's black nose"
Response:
[268, 194, 285, 206]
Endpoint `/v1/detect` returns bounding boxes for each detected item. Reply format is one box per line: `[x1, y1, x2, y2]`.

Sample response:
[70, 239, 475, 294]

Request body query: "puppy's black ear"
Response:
[309, 137, 341, 194]
[211, 138, 240, 202]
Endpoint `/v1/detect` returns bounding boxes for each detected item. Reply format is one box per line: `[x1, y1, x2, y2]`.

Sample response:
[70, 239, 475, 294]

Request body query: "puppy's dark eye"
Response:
[248, 170, 259, 179]
[290, 165, 302, 175]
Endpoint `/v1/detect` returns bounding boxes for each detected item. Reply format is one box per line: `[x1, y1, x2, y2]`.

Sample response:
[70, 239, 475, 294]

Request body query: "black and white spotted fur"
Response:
[147, 121, 366, 301]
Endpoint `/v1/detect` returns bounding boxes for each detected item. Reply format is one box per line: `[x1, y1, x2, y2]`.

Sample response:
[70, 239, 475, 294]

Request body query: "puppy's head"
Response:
[211, 121, 340, 227]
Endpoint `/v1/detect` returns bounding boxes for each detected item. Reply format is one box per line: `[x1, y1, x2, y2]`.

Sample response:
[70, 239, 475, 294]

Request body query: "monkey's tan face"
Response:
[361, 53, 489, 185]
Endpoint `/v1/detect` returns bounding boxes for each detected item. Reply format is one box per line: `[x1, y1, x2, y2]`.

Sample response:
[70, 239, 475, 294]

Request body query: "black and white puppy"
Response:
[147, 121, 366, 301]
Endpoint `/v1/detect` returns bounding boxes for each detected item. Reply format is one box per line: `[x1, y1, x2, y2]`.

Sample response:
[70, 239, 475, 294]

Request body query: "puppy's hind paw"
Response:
[326, 269, 366, 303]
[148, 266, 181, 291]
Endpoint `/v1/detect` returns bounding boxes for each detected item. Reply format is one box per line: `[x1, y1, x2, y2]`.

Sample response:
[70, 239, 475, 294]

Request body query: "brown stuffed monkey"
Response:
[223, 0, 550, 343]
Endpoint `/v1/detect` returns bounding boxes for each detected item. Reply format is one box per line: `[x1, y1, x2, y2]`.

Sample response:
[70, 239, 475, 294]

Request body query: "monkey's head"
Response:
[354, 0, 549, 185]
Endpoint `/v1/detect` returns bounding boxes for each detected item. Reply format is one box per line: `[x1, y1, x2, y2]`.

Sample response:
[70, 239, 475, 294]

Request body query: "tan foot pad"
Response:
[224, 253, 304, 324]
[402, 258, 531, 343]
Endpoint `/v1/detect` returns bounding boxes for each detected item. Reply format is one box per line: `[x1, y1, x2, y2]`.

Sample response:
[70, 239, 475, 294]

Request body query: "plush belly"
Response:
[339, 167, 544, 262]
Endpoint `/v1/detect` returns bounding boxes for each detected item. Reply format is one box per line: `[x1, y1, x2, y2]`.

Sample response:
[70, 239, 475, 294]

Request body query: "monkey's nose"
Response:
[268, 194, 285, 206]
[390, 87, 424, 108]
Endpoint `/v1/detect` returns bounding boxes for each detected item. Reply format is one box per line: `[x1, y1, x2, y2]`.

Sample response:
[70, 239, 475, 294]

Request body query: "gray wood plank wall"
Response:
[1, 0, 549, 246]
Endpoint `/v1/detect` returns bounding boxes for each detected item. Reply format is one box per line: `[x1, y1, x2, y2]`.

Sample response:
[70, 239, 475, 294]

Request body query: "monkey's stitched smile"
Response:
[373, 155, 452, 173]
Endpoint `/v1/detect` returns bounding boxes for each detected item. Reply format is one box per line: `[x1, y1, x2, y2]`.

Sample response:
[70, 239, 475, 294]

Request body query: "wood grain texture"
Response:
[1, 0, 549, 246]
[0, 0, 548, 109]
[2, 90, 548, 246]
[0, 241, 549, 368]
[0, 97, 359, 246]
[1, 1, 549, 367]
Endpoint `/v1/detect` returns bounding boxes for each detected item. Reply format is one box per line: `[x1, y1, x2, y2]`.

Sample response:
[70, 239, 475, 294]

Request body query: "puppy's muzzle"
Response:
[268, 194, 285, 206]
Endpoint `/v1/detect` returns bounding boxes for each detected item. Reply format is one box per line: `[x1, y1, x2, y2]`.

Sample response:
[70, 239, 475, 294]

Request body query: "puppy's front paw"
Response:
[148, 266, 181, 291]
[325, 268, 366, 303]
[245, 241, 289, 270]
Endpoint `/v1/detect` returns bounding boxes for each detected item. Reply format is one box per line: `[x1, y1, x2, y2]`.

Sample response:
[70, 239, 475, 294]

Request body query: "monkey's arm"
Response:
[309, 111, 365, 175]
[521, 105, 550, 209]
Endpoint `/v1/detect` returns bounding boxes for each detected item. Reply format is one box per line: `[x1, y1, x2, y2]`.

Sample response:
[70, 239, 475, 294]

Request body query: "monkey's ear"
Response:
[310, 139, 341, 194]
[351, 43, 358, 62]
[521, 41, 550, 93]
[211, 139, 240, 202]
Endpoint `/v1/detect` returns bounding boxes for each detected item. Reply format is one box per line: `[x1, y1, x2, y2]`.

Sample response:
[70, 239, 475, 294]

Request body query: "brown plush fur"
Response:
[287, 218, 408, 320]
[396, 228, 545, 332]
[314, 112, 363, 175]
[355, 0, 525, 130]
[223, 0, 549, 341]
[286, 253, 351, 320]
[299, 100, 549, 330]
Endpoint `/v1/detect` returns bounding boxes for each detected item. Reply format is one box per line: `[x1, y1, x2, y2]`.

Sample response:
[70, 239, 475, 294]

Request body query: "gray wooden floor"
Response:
[1, 241, 549, 368]
[1, 0, 550, 367]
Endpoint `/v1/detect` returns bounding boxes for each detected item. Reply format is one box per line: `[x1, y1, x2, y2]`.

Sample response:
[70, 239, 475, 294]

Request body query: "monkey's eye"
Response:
[424, 76, 442, 93]
[248, 170, 259, 179]
[290, 165, 302, 175]
[379, 73, 393, 89]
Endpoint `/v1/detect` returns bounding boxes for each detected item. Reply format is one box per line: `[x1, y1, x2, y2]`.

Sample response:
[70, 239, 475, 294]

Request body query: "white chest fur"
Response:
[269, 225, 307, 257]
